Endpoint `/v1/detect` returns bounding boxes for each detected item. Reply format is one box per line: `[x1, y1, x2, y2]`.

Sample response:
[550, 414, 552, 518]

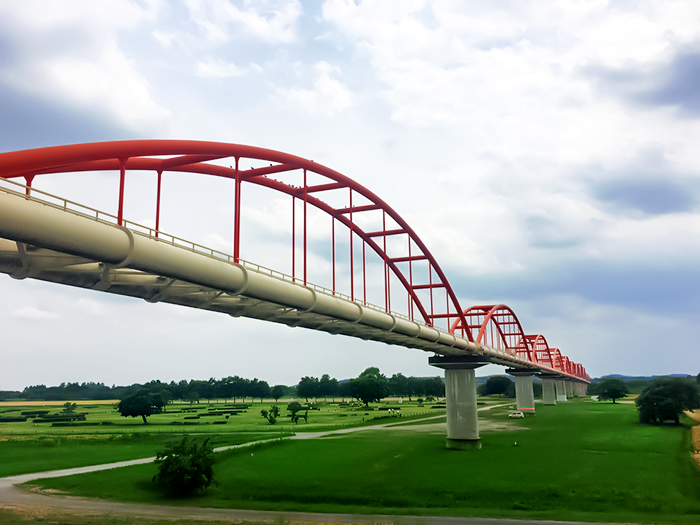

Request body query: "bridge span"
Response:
[0, 140, 589, 449]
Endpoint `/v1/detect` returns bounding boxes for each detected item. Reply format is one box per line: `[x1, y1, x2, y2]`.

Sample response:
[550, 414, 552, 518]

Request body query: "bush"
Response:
[636, 376, 700, 424]
[152, 436, 217, 496]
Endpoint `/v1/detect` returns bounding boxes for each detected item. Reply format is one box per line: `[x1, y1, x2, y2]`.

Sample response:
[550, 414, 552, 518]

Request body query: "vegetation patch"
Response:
[28, 401, 700, 524]
[0, 433, 273, 477]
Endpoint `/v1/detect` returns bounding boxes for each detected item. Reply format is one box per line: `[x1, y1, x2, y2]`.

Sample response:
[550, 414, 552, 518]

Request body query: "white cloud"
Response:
[13, 306, 58, 320]
[276, 61, 354, 116]
[196, 57, 246, 78]
[76, 298, 108, 317]
[181, 0, 303, 46]
[0, 0, 170, 134]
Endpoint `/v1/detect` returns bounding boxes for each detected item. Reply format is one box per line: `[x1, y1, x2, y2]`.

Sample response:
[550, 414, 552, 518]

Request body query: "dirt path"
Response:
[0, 404, 524, 524]
[683, 411, 700, 468]
[691, 425, 700, 468]
[684, 409, 700, 423]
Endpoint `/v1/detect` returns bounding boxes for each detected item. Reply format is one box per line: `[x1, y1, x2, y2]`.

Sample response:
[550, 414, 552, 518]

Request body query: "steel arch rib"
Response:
[449, 304, 527, 350]
[0, 139, 471, 336]
[522, 334, 551, 366]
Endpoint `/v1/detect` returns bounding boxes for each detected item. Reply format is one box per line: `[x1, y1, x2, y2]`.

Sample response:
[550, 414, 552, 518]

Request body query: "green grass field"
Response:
[0, 397, 447, 477]
[0, 398, 443, 436]
[0, 432, 282, 478]
[26, 400, 700, 524]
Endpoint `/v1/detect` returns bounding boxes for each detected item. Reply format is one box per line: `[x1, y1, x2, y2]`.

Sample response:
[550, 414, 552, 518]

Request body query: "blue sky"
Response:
[1, 0, 698, 390]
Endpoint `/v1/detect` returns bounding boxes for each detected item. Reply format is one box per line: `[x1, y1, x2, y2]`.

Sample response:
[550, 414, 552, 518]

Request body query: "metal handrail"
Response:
[0, 177, 414, 324]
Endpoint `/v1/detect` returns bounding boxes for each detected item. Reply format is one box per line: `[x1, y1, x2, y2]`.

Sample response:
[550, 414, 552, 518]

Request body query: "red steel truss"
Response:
[0, 140, 589, 380]
[451, 305, 589, 379]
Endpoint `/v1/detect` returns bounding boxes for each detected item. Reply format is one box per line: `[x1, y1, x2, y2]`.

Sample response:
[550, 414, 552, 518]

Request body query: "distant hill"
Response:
[596, 374, 694, 382]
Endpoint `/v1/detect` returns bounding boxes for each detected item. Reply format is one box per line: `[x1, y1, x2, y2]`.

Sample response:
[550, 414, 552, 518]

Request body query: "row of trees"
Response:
[9, 372, 445, 403]
[116, 368, 446, 423]
[296, 370, 445, 403]
[13, 378, 295, 403]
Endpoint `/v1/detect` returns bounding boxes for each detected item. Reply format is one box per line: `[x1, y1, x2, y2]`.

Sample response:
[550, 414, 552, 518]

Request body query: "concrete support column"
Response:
[555, 380, 568, 402]
[506, 369, 536, 414]
[579, 383, 588, 396]
[542, 377, 557, 405]
[429, 356, 489, 450]
[566, 380, 575, 398]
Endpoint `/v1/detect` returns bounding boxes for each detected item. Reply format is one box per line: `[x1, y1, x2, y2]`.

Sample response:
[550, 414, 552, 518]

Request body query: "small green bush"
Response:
[152, 436, 217, 496]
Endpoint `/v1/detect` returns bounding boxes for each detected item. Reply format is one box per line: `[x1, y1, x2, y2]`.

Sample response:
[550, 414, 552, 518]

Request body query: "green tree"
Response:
[349, 367, 389, 407]
[287, 401, 308, 424]
[249, 379, 270, 402]
[260, 405, 280, 424]
[271, 385, 285, 402]
[297, 376, 319, 402]
[117, 390, 165, 424]
[484, 376, 513, 397]
[596, 377, 628, 403]
[636, 377, 700, 424]
[423, 376, 445, 398]
[407, 376, 424, 400]
[389, 373, 409, 397]
[230, 376, 249, 402]
[152, 436, 217, 496]
[185, 390, 200, 405]
[533, 381, 543, 398]
[319, 374, 338, 400]
[62, 402, 77, 414]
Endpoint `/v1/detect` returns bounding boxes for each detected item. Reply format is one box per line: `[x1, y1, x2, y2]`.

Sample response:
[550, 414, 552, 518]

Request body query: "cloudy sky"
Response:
[1, 0, 699, 391]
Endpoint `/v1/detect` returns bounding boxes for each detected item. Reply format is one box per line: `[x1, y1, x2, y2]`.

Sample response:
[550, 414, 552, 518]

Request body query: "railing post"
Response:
[155, 170, 162, 238]
[233, 157, 241, 263]
[349, 188, 354, 301]
[117, 158, 127, 226]
[23, 174, 35, 199]
[303, 169, 307, 286]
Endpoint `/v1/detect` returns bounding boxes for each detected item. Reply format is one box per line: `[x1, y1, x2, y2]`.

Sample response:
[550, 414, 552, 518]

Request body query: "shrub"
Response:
[636, 377, 700, 424]
[152, 436, 217, 496]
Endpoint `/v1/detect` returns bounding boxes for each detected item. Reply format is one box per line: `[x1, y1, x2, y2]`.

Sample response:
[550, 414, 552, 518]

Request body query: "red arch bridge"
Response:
[0, 140, 589, 449]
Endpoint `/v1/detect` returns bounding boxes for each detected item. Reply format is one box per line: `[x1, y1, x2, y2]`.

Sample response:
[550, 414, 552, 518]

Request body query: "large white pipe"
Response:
[0, 192, 482, 351]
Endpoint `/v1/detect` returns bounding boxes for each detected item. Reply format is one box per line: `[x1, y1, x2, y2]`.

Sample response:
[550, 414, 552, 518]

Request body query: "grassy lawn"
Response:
[0, 398, 445, 436]
[0, 432, 280, 478]
[28, 400, 700, 524]
[0, 398, 448, 477]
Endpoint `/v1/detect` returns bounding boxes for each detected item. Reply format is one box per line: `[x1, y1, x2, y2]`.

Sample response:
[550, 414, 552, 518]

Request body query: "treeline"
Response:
[475, 375, 543, 399]
[1, 369, 445, 402]
[297, 371, 445, 401]
[11, 378, 287, 403]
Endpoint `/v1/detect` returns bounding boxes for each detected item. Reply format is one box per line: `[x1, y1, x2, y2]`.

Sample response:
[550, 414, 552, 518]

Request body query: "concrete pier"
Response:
[566, 380, 575, 398]
[541, 376, 557, 405]
[555, 379, 568, 402]
[429, 356, 489, 450]
[506, 369, 536, 414]
[578, 382, 588, 396]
